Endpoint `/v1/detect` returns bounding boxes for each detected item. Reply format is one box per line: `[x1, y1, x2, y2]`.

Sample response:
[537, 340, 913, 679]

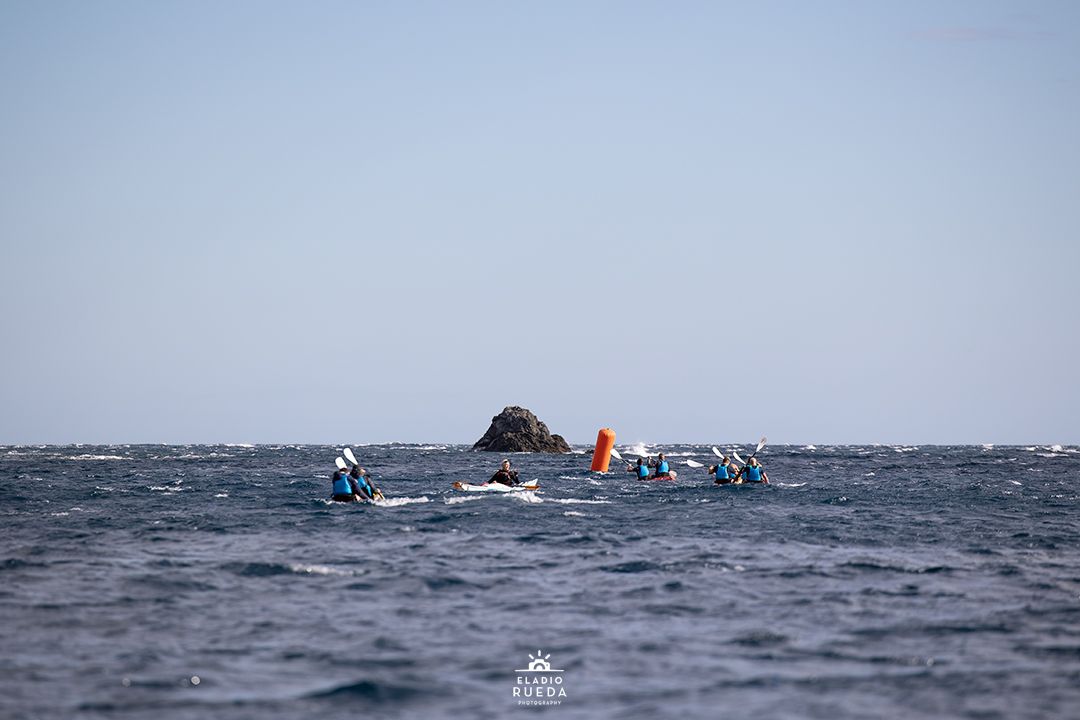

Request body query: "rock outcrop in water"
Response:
[472, 406, 571, 454]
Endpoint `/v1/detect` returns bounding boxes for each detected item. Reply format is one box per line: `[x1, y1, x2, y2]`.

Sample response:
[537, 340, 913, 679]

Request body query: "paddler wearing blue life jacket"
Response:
[348, 465, 377, 500]
[627, 457, 651, 479]
[647, 453, 671, 479]
[711, 456, 736, 485]
[738, 457, 769, 484]
[331, 468, 357, 502]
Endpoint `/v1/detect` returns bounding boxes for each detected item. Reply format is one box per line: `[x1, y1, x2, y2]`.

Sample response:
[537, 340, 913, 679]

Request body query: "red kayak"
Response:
[639, 470, 678, 482]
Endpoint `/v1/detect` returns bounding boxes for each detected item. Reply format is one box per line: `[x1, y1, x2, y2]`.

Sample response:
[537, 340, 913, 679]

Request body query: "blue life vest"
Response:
[637, 464, 650, 479]
[715, 464, 730, 480]
[656, 460, 670, 475]
[744, 465, 763, 482]
[356, 476, 374, 498]
[332, 473, 352, 496]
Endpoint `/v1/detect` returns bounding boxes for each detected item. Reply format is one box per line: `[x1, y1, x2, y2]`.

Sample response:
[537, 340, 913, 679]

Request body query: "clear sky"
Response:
[1, 1, 1077, 445]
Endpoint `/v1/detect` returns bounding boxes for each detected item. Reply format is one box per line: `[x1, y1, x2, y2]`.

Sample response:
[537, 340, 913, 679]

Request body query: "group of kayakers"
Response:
[330, 461, 383, 502]
[705, 455, 769, 484]
[331, 450, 768, 501]
[623, 453, 768, 484]
[330, 456, 523, 501]
[627, 453, 673, 480]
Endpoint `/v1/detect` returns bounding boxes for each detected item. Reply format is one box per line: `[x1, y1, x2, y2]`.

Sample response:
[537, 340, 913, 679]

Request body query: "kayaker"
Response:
[711, 456, 735, 485]
[648, 453, 671, 479]
[348, 465, 377, 500]
[490, 459, 520, 486]
[627, 458, 650, 480]
[738, 457, 769, 484]
[331, 468, 358, 502]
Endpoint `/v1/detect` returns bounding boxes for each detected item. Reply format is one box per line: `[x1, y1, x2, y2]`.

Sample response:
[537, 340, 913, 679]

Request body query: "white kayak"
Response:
[452, 481, 540, 493]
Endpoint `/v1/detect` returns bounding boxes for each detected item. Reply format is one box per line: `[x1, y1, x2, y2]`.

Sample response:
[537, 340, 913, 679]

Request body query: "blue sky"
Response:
[1, 1, 1078, 444]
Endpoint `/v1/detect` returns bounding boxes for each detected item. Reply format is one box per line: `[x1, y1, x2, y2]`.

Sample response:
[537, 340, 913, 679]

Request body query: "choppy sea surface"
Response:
[2, 443, 1079, 719]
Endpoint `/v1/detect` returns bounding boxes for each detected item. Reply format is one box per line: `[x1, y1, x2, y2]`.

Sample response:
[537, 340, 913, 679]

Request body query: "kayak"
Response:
[452, 481, 540, 493]
[640, 470, 678, 482]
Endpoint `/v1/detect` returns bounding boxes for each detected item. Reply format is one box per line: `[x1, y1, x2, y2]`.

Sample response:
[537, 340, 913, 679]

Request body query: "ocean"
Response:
[2, 443, 1078, 719]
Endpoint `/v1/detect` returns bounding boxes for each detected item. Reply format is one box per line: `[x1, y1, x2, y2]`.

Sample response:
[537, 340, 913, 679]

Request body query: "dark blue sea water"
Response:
[2, 444, 1079, 719]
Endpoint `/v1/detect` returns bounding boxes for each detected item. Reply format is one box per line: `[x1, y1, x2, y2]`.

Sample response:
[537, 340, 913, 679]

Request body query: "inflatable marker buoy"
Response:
[590, 428, 616, 473]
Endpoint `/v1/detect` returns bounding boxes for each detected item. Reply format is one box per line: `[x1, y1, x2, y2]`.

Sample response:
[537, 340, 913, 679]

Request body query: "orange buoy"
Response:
[590, 428, 616, 472]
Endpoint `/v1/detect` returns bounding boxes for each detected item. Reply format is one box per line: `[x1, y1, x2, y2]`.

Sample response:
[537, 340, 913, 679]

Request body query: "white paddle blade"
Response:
[732, 451, 745, 464]
[685, 459, 705, 468]
[756, 436, 768, 452]
[335, 456, 347, 470]
[712, 447, 724, 458]
[343, 448, 358, 465]
[610, 449, 623, 461]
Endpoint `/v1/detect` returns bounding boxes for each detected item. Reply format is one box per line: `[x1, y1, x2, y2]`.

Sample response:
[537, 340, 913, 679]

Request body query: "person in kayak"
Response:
[711, 456, 736, 485]
[627, 458, 651, 480]
[331, 468, 359, 502]
[737, 457, 769, 484]
[348, 465, 377, 500]
[489, 459, 520, 486]
[648, 453, 672, 479]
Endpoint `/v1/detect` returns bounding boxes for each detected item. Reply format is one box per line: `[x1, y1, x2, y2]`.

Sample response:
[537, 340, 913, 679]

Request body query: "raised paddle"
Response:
[712, 447, 725, 459]
[343, 447, 359, 466]
[685, 459, 706, 469]
[335, 456, 347, 471]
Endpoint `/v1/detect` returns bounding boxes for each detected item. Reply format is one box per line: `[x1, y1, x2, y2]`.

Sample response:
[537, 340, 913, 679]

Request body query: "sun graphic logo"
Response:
[526, 652, 551, 672]
[513, 649, 567, 706]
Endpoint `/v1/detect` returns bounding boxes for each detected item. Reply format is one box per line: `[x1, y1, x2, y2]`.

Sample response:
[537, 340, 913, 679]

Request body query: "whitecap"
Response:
[444, 496, 484, 505]
[289, 564, 350, 576]
[71, 454, 127, 461]
[563, 511, 588, 517]
[777, 482, 807, 488]
[511, 491, 543, 504]
[550, 498, 612, 505]
[374, 496, 430, 508]
[214, 493, 229, 498]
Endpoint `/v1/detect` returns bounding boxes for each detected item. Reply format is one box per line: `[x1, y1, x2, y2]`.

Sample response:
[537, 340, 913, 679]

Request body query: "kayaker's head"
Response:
[720, 456, 729, 465]
[501, 459, 511, 471]
[749, 457, 759, 466]
[348, 465, 361, 479]
[636, 458, 644, 466]
[658, 453, 665, 460]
